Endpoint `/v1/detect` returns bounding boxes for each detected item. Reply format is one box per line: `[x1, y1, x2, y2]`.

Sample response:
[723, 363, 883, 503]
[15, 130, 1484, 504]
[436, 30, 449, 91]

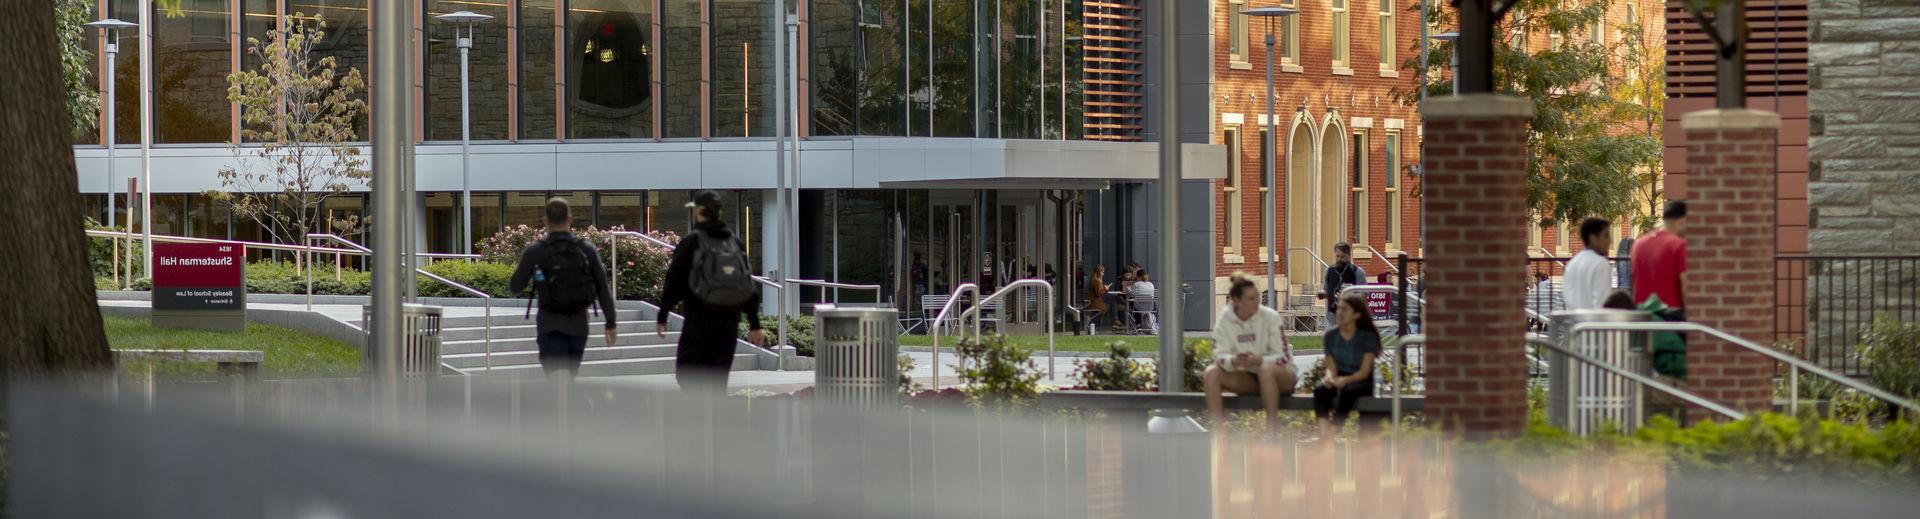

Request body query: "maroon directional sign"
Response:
[152, 243, 246, 310]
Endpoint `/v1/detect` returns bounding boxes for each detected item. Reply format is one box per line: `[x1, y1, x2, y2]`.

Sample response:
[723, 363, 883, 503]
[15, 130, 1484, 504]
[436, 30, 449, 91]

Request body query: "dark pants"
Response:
[1313, 378, 1374, 422]
[675, 311, 743, 394]
[1102, 294, 1133, 329]
[537, 331, 588, 375]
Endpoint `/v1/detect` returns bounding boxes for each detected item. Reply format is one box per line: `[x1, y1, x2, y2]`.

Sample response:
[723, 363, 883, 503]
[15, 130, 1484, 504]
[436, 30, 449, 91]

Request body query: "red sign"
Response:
[1365, 285, 1394, 320]
[153, 242, 246, 310]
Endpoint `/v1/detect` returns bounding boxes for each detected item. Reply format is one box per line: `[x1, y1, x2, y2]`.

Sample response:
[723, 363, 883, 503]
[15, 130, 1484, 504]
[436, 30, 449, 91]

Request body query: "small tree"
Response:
[208, 13, 369, 262]
[56, 0, 100, 139]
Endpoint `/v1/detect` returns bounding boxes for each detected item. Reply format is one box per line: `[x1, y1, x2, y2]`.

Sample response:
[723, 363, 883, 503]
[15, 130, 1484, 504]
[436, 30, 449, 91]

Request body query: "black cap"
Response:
[687, 190, 724, 212]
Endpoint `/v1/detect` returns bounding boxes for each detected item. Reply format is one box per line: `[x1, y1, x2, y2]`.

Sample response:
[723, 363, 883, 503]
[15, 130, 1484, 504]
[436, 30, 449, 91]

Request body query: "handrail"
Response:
[606, 230, 781, 296]
[306, 233, 497, 371]
[1361, 244, 1400, 275]
[1287, 247, 1331, 272]
[955, 279, 1059, 378]
[785, 278, 883, 304]
[1525, 332, 1747, 421]
[928, 283, 982, 390]
[1567, 321, 1920, 417]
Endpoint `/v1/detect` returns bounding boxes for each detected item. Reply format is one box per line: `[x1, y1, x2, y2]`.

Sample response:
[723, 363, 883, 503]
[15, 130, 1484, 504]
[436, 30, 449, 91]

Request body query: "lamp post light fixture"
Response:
[86, 18, 138, 232]
[1432, 31, 1460, 93]
[435, 10, 493, 258]
[1242, 6, 1297, 308]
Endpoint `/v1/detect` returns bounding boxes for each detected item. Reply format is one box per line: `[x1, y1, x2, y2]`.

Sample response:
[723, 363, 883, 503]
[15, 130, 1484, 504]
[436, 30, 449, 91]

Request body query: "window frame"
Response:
[1348, 130, 1368, 246]
[1258, 124, 1273, 258]
[1230, 0, 1249, 66]
[1280, 0, 1301, 68]
[1331, 0, 1350, 72]
[1224, 125, 1243, 255]
[1384, 131, 1401, 250]
[1378, 0, 1395, 75]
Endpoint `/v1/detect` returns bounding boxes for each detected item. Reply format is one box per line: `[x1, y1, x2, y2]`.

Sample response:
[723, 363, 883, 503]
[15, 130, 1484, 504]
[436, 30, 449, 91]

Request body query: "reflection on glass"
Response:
[568, 0, 653, 139]
[931, 0, 973, 137]
[152, 195, 186, 236]
[661, 0, 701, 138]
[810, 0, 856, 136]
[110, 0, 143, 145]
[973, 0, 997, 138]
[425, 193, 456, 253]
[649, 191, 692, 234]
[425, 0, 510, 141]
[712, 0, 775, 138]
[857, 0, 904, 136]
[505, 192, 549, 232]
[999, 0, 1041, 139]
[469, 192, 504, 250]
[908, 0, 931, 137]
[598, 192, 645, 230]
[239, 0, 276, 143]
[520, 0, 558, 140]
[298, 0, 370, 139]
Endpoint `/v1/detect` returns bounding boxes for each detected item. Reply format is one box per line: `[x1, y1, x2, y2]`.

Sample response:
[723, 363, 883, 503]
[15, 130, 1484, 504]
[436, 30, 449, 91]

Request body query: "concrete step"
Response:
[442, 331, 682, 355]
[441, 321, 675, 342]
[347, 309, 666, 330]
[442, 343, 678, 369]
[464, 353, 759, 379]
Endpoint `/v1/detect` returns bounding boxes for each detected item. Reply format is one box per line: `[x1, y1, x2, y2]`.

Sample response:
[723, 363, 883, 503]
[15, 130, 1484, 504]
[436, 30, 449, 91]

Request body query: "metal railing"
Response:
[927, 283, 982, 390]
[604, 230, 791, 369]
[306, 233, 496, 370]
[1361, 244, 1399, 275]
[1774, 255, 1920, 376]
[1385, 334, 1746, 428]
[1567, 321, 1920, 418]
[785, 279, 883, 304]
[1287, 247, 1331, 272]
[958, 279, 1058, 378]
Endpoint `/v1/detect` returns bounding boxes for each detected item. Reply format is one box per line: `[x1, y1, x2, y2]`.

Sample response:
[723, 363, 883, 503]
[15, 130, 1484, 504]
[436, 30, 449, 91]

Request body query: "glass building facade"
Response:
[78, 0, 1088, 145]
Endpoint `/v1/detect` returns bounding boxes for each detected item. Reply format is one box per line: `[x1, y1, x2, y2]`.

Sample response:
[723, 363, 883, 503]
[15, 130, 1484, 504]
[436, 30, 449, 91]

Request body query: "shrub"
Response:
[898, 354, 923, 397]
[419, 260, 518, 298]
[1860, 317, 1920, 416]
[954, 335, 1044, 408]
[741, 315, 816, 356]
[1634, 413, 1920, 483]
[1182, 338, 1214, 392]
[1072, 344, 1155, 391]
[1298, 357, 1329, 392]
[239, 261, 373, 295]
[84, 217, 141, 279]
[475, 225, 678, 302]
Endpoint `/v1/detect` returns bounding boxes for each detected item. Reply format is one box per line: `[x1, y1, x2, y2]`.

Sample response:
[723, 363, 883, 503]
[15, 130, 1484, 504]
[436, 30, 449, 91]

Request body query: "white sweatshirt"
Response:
[1211, 305, 1293, 370]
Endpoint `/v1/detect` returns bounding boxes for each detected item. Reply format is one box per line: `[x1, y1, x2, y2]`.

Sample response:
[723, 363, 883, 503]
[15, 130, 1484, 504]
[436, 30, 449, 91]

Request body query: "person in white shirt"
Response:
[1563, 217, 1614, 311]
[1128, 270, 1159, 334]
[1204, 273, 1298, 429]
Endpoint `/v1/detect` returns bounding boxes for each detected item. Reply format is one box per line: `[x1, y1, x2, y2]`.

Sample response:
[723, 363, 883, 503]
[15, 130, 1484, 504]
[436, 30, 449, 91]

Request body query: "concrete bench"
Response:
[114, 350, 265, 383]
[1039, 390, 1423, 415]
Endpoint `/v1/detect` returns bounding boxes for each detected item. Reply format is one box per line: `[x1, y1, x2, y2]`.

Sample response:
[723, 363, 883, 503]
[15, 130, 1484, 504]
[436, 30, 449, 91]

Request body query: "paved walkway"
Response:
[587, 350, 1327, 395]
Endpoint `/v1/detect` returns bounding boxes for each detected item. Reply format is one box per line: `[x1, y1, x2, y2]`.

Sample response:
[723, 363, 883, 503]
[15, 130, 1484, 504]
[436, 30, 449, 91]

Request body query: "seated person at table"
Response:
[1204, 273, 1298, 429]
[1315, 293, 1381, 433]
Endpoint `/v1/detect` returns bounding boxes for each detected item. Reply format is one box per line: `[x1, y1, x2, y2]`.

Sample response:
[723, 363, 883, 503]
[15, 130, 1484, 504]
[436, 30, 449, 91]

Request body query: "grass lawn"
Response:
[103, 313, 361, 379]
[899, 333, 1324, 355]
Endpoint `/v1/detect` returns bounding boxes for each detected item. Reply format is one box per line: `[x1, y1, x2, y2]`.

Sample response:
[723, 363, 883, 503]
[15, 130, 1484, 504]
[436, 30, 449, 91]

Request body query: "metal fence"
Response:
[1775, 255, 1920, 376]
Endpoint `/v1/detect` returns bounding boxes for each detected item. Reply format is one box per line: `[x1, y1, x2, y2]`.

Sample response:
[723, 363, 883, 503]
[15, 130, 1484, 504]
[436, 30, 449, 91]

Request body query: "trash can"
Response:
[361, 303, 445, 376]
[814, 305, 900, 408]
[1547, 309, 1652, 436]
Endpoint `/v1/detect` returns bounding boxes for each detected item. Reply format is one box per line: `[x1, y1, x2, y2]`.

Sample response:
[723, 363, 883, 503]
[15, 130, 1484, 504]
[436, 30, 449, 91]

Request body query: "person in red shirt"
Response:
[1631, 201, 1688, 310]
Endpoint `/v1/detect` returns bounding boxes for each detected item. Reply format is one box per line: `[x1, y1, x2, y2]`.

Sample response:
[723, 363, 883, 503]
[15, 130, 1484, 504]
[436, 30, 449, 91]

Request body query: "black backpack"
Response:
[689, 230, 756, 308]
[537, 236, 598, 314]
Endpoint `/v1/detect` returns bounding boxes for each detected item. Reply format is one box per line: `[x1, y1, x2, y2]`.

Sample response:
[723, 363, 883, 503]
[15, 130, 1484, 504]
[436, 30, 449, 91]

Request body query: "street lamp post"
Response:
[1243, 6, 1297, 309]
[86, 18, 138, 233]
[435, 11, 493, 259]
[1433, 31, 1460, 93]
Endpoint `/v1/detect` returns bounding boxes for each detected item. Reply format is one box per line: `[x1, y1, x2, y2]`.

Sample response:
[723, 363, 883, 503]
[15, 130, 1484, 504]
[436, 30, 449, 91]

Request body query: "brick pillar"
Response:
[1419, 95, 1535, 438]
[1682, 109, 1781, 415]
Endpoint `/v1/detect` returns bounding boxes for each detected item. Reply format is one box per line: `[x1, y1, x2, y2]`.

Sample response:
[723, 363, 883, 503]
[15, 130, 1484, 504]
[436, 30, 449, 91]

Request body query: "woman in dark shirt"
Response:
[1315, 293, 1381, 432]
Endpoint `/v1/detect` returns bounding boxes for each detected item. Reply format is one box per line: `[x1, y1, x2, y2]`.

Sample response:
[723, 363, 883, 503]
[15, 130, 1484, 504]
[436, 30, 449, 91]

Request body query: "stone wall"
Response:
[1808, 0, 1920, 254]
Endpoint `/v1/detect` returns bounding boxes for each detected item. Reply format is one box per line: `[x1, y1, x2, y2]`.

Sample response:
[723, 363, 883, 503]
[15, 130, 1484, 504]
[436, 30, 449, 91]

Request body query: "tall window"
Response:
[1259, 126, 1272, 256]
[1229, 0, 1248, 64]
[1349, 131, 1367, 245]
[520, 0, 558, 140]
[1281, 0, 1300, 66]
[1224, 126, 1242, 254]
[1378, 0, 1395, 73]
[713, 0, 776, 137]
[1384, 132, 1401, 248]
[1331, 0, 1350, 70]
[153, 0, 230, 143]
[661, 0, 703, 138]
[426, 0, 511, 141]
[568, 0, 655, 139]
[1591, 8, 1606, 45]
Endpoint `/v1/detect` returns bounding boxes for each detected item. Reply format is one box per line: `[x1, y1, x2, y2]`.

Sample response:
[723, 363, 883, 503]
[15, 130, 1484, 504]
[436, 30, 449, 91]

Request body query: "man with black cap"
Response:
[657, 190, 765, 393]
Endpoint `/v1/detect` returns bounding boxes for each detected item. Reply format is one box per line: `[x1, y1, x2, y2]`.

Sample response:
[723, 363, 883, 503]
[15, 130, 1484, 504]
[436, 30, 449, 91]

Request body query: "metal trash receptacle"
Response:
[814, 305, 900, 408]
[1547, 309, 1652, 436]
[361, 304, 445, 376]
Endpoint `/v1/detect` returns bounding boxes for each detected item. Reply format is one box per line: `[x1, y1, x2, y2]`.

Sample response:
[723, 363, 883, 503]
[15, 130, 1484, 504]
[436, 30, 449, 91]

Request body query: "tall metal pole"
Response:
[371, 0, 412, 416]
[1156, 0, 1184, 394]
[105, 39, 119, 229]
[138, 0, 153, 277]
[459, 27, 474, 256]
[773, 5, 790, 360]
[788, 13, 803, 321]
[1419, 0, 1427, 258]
[1262, 19, 1277, 307]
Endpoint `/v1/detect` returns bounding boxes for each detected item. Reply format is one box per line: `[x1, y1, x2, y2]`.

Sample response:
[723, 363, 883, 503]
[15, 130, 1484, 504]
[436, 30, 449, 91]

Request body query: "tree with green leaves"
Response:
[206, 13, 369, 264]
[56, 0, 101, 139]
[1402, 0, 1664, 230]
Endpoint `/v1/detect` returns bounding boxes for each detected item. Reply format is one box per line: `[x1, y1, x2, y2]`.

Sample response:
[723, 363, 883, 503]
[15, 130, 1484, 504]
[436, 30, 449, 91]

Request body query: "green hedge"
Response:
[418, 260, 518, 298]
[743, 315, 815, 356]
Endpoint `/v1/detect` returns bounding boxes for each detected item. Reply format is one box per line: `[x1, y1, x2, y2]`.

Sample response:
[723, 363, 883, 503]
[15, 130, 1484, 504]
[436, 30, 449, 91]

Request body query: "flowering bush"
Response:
[474, 225, 680, 302]
[1072, 344, 1156, 391]
[954, 335, 1045, 408]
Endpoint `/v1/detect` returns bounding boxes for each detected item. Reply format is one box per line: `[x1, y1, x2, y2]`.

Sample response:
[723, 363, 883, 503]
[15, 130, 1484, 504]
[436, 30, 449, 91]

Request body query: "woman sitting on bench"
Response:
[1315, 293, 1382, 434]
[1204, 273, 1298, 430]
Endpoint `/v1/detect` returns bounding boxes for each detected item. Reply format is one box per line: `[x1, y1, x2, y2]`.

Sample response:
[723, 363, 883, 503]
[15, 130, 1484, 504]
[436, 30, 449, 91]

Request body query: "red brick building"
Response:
[1209, 0, 1426, 299]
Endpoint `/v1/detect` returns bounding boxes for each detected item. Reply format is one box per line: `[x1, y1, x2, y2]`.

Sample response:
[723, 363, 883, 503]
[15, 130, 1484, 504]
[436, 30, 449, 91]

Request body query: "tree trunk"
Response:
[0, 0, 114, 377]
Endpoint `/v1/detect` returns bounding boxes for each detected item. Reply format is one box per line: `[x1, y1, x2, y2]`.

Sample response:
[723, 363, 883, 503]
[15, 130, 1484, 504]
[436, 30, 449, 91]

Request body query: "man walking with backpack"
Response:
[657, 190, 765, 393]
[510, 197, 620, 382]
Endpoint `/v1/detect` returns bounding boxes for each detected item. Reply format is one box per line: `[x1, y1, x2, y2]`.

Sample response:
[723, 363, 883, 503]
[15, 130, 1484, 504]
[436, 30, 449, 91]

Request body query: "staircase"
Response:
[352, 304, 763, 379]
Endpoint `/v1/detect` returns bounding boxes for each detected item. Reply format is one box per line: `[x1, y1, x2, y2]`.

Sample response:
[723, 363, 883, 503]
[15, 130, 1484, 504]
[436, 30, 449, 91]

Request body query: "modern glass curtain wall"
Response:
[82, 0, 1086, 145]
[811, 0, 1083, 138]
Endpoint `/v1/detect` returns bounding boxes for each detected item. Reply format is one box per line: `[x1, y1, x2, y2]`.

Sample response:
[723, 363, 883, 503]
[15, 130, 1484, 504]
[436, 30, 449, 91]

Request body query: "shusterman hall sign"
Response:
[152, 243, 247, 331]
